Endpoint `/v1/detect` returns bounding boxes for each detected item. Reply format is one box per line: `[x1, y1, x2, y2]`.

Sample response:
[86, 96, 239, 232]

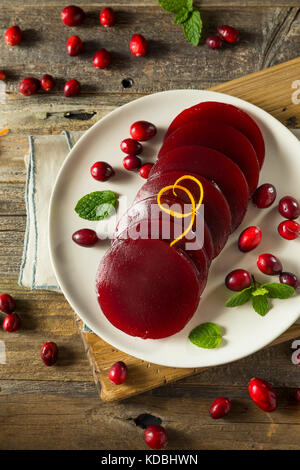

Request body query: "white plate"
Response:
[49, 90, 300, 368]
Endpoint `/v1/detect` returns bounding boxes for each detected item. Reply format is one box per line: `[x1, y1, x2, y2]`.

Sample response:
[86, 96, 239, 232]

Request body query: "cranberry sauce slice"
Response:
[158, 120, 259, 195]
[96, 238, 201, 339]
[134, 170, 231, 258]
[150, 146, 249, 232]
[164, 101, 265, 168]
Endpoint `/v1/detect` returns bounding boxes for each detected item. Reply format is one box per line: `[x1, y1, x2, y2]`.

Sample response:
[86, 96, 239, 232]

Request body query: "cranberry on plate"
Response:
[40, 74, 55, 91]
[19, 77, 40, 96]
[257, 253, 282, 275]
[120, 138, 142, 155]
[210, 397, 232, 419]
[108, 361, 128, 385]
[90, 161, 114, 181]
[279, 272, 298, 288]
[100, 7, 115, 27]
[66, 35, 83, 56]
[130, 34, 148, 57]
[72, 229, 99, 247]
[123, 155, 141, 171]
[144, 425, 168, 450]
[0, 293, 16, 314]
[41, 341, 58, 366]
[238, 226, 262, 252]
[278, 196, 300, 220]
[130, 121, 156, 141]
[3, 313, 21, 333]
[61, 5, 85, 26]
[4, 25, 22, 46]
[278, 220, 300, 240]
[64, 79, 81, 97]
[252, 183, 276, 209]
[139, 163, 153, 179]
[225, 269, 251, 291]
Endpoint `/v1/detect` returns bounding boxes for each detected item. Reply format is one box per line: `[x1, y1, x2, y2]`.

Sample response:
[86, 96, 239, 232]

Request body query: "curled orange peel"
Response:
[0, 128, 9, 136]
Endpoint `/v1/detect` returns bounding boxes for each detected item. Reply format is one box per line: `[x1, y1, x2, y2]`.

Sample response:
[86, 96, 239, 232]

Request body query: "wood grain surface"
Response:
[0, 0, 300, 450]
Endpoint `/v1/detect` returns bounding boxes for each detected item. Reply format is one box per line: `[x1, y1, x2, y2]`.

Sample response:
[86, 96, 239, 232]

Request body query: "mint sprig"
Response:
[159, 0, 202, 46]
[189, 322, 222, 349]
[75, 190, 118, 221]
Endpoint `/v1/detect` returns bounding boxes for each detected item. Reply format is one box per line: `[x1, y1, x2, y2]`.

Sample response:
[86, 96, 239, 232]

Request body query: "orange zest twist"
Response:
[0, 128, 9, 136]
[157, 175, 204, 247]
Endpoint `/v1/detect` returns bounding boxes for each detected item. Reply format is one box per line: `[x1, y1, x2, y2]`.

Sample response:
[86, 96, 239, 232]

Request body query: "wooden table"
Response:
[0, 0, 300, 450]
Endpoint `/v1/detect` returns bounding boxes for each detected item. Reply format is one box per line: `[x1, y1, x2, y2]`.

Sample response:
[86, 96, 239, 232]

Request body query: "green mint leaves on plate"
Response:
[75, 190, 118, 221]
[159, 0, 202, 46]
[226, 280, 295, 317]
[189, 322, 222, 349]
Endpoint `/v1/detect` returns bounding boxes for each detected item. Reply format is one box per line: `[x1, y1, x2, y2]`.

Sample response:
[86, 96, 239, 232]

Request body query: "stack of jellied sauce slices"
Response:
[96, 101, 265, 340]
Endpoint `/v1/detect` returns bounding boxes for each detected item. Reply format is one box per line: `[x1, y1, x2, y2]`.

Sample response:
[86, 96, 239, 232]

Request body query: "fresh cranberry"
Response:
[278, 220, 300, 240]
[0, 70, 6, 81]
[144, 425, 168, 450]
[3, 313, 21, 333]
[238, 226, 262, 252]
[139, 163, 154, 179]
[40, 74, 55, 91]
[206, 35, 222, 49]
[248, 377, 278, 412]
[123, 155, 141, 171]
[72, 229, 98, 247]
[252, 183, 276, 209]
[120, 138, 142, 155]
[279, 271, 298, 288]
[41, 341, 58, 366]
[0, 293, 16, 314]
[61, 5, 85, 26]
[90, 161, 114, 181]
[278, 196, 300, 220]
[225, 269, 251, 291]
[4, 25, 22, 46]
[19, 77, 40, 96]
[210, 397, 232, 419]
[66, 35, 83, 56]
[295, 389, 300, 402]
[130, 34, 148, 57]
[130, 121, 156, 141]
[64, 79, 81, 97]
[108, 361, 128, 385]
[100, 7, 115, 27]
[93, 49, 111, 69]
[257, 253, 282, 275]
[217, 25, 239, 44]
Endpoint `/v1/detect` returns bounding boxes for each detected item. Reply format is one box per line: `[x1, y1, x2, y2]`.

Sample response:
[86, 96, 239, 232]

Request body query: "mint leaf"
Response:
[252, 287, 269, 297]
[225, 286, 253, 308]
[189, 322, 222, 349]
[252, 294, 269, 316]
[174, 7, 190, 24]
[182, 9, 202, 46]
[262, 283, 295, 299]
[75, 190, 118, 221]
[158, 0, 190, 13]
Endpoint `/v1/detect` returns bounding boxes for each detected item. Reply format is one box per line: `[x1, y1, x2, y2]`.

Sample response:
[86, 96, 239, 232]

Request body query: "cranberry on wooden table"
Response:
[108, 361, 128, 385]
[100, 7, 115, 27]
[90, 161, 114, 181]
[130, 34, 148, 57]
[278, 196, 300, 220]
[120, 138, 142, 155]
[0, 293, 16, 314]
[93, 49, 111, 69]
[61, 5, 85, 26]
[40, 74, 55, 91]
[19, 77, 40, 96]
[64, 79, 81, 97]
[66, 35, 83, 56]
[210, 397, 232, 419]
[278, 220, 300, 240]
[3, 313, 21, 333]
[41, 341, 58, 366]
[72, 229, 98, 247]
[123, 155, 141, 171]
[144, 425, 168, 450]
[252, 183, 276, 208]
[206, 35, 222, 49]
[4, 25, 22, 46]
[0, 70, 6, 81]
[257, 253, 282, 275]
[238, 226, 262, 252]
[217, 25, 239, 44]
[248, 377, 278, 412]
[295, 389, 300, 402]
[225, 269, 251, 291]
[130, 121, 157, 141]
[139, 163, 154, 179]
[279, 272, 298, 288]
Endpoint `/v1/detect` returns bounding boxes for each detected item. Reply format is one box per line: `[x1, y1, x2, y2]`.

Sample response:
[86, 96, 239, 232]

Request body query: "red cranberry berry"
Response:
[238, 226, 262, 252]
[252, 183, 276, 209]
[93, 49, 111, 69]
[257, 253, 282, 275]
[130, 34, 148, 57]
[210, 397, 232, 419]
[0, 70, 6, 81]
[225, 269, 251, 291]
[217, 25, 239, 44]
[61, 5, 85, 26]
[64, 79, 81, 97]
[19, 77, 40, 96]
[100, 7, 115, 27]
[279, 272, 298, 288]
[3, 313, 21, 333]
[130, 121, 157, 141]
[4, 25, 22, 46]
[108, 361, 128, 385]
[72, 229, 98, 247]
[248, 377, 278, 412]
[123, 155, 141, 171]
[0, 293, 16, 314]
[120, 138, 143, 155]
[278, 220, 300, 240]
[41, 341, 58, 366]
[40, 74, 55, 91]
[66, 35, 83, 56]
[140, 163, 154, 179]
[144, 425, 168, 450]
[278, 196, 300, 220]
[295, 389, 300, 402]
[90, 161, 114, 181]
[206, 35, 222, 50]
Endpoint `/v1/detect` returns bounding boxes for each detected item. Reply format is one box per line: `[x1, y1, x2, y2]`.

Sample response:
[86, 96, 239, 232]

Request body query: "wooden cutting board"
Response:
[77, 57, 300, 402]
